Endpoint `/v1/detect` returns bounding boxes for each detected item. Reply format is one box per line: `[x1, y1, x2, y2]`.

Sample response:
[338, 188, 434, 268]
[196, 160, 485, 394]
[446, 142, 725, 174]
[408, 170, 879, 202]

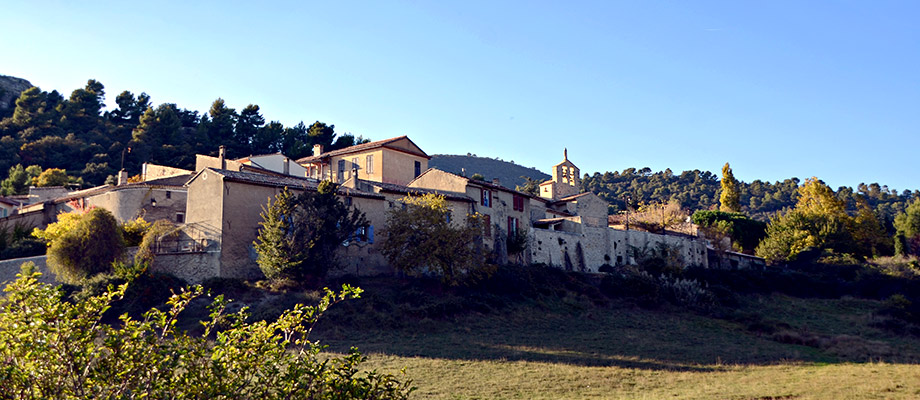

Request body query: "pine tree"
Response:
[253, 182, 367, 282]
[719, 162, 741, 212]
[253, 188, 300, 280]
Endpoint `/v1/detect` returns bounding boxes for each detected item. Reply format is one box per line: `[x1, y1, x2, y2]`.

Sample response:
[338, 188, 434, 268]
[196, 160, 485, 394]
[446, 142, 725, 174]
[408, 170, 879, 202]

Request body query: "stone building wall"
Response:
[531, 226, 709, 272]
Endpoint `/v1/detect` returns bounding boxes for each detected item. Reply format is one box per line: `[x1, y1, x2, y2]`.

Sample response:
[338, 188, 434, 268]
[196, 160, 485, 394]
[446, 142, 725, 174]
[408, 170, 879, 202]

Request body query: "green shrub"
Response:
[382, 193, 492, 286]
[46, 208, 124, 284]
[134, 219, 177, 266]
[0, 237, 45, 260]
[0, 269, 413, 399]
[691, 210, 767, 253]
[121, 217, 151, 247]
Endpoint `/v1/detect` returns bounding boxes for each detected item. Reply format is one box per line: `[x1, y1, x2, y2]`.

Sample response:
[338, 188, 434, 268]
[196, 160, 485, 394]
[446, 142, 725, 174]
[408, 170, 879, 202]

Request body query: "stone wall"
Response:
[531, 226, 709, 272]
[151, 251, 221, 284]
[83, 186, 187, 223]
[0, 255, 55, 285]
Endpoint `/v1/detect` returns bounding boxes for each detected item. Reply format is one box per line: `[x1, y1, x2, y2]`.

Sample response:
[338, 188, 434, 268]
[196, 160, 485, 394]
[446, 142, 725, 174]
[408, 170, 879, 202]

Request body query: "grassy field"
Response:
[309, 275, 920, 399]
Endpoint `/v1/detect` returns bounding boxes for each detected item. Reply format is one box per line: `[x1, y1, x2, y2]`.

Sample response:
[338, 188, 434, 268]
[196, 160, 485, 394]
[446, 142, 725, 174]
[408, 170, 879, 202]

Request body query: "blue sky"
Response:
[2, 1, 918, 191]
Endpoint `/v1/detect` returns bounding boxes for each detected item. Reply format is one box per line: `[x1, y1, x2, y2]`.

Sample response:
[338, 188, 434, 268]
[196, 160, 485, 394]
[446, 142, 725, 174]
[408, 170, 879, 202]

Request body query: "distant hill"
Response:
[0, 74, 32, 113]
[429, 154, 550, 190]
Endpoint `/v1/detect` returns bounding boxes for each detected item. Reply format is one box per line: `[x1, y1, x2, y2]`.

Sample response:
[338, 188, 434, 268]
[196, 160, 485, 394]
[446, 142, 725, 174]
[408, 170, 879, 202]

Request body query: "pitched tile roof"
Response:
[411, 168, 540, 198]
[198, 168, 384, 199]
[362, 180, 475, 202]
[557, 192, 594, 202]
[295, 136, 429, 163]
[49, 175, 193, 205]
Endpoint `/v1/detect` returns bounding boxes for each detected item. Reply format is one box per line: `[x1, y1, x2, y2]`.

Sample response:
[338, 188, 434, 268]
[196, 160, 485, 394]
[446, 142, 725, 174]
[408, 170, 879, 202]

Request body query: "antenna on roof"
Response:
[564, 148, 568, 161]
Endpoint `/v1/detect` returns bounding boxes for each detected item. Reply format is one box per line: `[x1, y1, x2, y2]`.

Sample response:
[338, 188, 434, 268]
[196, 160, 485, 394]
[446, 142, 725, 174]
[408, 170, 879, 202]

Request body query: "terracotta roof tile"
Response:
[203, 169, 384, 199]
[413, 168, 540, 199]
[296, 136, 428, 163]
[363, 180, 474, 202]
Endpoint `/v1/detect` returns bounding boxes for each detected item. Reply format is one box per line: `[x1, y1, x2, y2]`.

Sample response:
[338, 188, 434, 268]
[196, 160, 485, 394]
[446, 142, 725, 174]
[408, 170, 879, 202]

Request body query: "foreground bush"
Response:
[44, 208, 125, 283]
[0, 266, 413, 399]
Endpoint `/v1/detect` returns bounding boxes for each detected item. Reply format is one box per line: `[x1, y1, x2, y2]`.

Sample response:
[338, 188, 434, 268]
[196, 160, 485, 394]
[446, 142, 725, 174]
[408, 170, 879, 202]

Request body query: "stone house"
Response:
[342, 177, 476, 222]
[408, 169, 534, 264]
[175, 168, 390, 282]
[6, 173, 190, 233]
[296, 136, 430, 185]
[1, 133, 717, 283]
[0, 197, 20, 218]
[236, 153, 309, 177]
[526, 152, 709, 271]
[193, 146, 305, 178]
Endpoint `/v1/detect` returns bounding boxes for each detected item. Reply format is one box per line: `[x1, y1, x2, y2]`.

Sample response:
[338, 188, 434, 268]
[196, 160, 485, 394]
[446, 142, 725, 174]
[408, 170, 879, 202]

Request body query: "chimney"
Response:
[218, 146, 227, 169]
[461, 167, 466, 177]
[312, 144, 324, 157]
[492, 178, 500, 186]
[117, 169, 129, 186]
[283, 157, 290, 175]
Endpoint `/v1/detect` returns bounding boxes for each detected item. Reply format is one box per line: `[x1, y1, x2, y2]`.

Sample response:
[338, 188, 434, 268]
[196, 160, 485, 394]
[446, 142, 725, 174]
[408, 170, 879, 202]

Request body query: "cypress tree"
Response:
[719, 162, 741, 213]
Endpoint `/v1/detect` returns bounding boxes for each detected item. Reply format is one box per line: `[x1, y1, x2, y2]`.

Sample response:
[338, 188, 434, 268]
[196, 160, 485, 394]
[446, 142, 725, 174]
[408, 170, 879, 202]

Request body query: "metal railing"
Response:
[153, 239, 207, 254]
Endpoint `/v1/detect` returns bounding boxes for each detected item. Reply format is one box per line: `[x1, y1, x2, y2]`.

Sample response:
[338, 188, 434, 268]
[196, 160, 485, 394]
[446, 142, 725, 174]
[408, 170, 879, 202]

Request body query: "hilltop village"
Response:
[0, 136, 755, 283]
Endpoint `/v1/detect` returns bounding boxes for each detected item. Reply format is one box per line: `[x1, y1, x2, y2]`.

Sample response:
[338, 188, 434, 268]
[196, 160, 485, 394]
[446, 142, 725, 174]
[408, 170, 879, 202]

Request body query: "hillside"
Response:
[429, 154, 550, 190]
[0, 75, 32, 115]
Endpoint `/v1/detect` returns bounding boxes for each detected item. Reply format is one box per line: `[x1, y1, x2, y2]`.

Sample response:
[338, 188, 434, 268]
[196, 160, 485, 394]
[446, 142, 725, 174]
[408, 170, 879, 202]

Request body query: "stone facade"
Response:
[409, 169, 535, 263]
[183, 168, 391, 280]
[530, 227, 708, 272]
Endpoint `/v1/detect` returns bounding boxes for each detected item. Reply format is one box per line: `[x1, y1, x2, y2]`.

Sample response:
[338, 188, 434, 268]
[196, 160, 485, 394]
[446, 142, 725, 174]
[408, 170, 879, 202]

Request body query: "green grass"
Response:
[178, 266, 920, 399]
[307, 276, 920, 399]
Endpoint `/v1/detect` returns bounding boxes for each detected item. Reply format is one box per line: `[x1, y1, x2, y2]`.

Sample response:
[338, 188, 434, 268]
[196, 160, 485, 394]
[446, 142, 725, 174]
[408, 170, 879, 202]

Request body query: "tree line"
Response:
[0, 79, 367, 191]
[582, 167, 917, 226]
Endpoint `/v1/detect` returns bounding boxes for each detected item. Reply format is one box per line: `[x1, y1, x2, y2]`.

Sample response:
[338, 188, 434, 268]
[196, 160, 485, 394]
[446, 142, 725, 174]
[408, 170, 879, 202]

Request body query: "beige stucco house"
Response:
[296, 136, 430, 186]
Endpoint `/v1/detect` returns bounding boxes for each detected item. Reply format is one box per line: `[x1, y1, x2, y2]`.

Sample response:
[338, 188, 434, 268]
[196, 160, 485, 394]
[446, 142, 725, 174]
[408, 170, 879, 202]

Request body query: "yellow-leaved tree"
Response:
[756, 177, 860, 262]
[381, 193, 493, 286]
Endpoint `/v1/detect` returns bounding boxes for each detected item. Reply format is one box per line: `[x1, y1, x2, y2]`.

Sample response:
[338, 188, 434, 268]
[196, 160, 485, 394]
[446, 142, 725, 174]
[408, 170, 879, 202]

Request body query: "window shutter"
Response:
[368, 225, 374, 244]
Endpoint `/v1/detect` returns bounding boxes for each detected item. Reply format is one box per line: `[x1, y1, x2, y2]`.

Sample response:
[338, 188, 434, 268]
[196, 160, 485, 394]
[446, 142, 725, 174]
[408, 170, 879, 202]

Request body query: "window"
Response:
[513, 195, 524, 212]
[337, 159, 345, 182]
[414, 161, 421, 178]
[166, 191, 171, 199]
[351, 225, 374, 243]
[507, 217, 519, 236]
[176, 212, 185, 223]
[481, 189, 492, 208]
[351, 157, 359, 178]
[366, 155, 374, 174]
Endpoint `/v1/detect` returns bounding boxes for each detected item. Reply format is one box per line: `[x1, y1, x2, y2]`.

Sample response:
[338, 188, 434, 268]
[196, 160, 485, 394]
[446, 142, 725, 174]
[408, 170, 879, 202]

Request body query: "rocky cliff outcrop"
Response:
[0, 75, 33, 111]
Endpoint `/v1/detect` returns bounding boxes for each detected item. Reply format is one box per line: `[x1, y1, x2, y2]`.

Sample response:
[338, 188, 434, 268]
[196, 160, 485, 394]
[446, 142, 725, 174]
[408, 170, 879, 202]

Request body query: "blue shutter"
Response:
[368, 225, 375, 244]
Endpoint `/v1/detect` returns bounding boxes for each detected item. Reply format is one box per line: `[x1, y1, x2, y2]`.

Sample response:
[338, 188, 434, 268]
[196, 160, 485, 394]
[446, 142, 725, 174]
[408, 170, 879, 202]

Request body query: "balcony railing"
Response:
[153, 239, 207, 254]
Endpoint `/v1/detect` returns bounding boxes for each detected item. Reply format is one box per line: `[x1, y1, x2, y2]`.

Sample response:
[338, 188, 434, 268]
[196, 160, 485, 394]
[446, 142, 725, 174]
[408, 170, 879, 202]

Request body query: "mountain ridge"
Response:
[429, 154, 550, 190]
